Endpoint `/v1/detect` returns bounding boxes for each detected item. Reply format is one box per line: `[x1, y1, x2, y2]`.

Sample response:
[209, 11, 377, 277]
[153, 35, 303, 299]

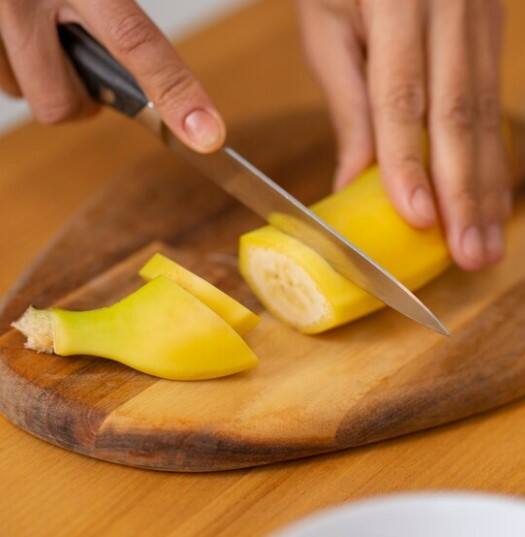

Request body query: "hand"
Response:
[296, 0, 511, 270]
[0, 0, 225, 153]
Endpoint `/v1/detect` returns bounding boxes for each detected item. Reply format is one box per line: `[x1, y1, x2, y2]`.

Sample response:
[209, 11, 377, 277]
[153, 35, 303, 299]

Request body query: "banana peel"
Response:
[139, 253, 258, 335]
[239, 165, 451, 334]
[13, 275, 258, 380]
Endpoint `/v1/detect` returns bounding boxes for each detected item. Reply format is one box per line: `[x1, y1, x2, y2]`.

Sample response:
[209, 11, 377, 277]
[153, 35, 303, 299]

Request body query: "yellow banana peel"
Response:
[13, 275, 258, 380]
[139, 253, 259, 335]
[239, 165, 451, 334]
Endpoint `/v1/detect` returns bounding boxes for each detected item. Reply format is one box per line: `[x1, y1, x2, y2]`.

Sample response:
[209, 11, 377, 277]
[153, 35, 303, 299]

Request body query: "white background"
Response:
[0, 0, 249, 133]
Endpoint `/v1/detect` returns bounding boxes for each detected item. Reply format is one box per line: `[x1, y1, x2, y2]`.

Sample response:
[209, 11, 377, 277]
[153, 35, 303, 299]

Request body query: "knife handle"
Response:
[58, 23, 148, 117]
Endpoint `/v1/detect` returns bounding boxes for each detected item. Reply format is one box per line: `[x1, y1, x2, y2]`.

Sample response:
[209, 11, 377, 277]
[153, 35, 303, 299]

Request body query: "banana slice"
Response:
[139, 253, 259, 335]
[239, 165, 450, 334]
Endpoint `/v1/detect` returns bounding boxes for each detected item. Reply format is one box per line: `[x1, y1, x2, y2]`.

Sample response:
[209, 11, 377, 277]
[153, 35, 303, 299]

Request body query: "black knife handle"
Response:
[58, 23, 148, 117]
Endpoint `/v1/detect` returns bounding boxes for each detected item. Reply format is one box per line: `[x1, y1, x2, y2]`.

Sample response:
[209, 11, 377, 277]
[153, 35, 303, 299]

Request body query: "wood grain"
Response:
[1, 0, 525, 535]
[1, 177, 525, 471]
[0, 108, 334, 334]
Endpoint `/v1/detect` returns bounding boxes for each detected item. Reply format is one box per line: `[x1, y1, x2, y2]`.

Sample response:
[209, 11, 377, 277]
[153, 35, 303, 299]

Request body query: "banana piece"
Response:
[239, 165, 450, 334]
[13, 276, 258, 380]
[139, 253, 258, 335]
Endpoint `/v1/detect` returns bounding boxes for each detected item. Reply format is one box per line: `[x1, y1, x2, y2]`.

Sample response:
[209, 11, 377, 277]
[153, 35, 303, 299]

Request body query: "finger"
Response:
[0, 5, 94, 124]
[366, 0, 435, 228]
[0, 36, 21, 97]
[428, 0, 485, 271]
[74, 0, 225, 153]
[472, 0, 509, 264]
[296, 1, 374, 190]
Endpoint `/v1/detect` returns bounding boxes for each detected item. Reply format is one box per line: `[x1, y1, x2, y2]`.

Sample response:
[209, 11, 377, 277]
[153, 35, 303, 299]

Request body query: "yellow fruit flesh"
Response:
[239, 165, 451, 334]
[15, 277, 258, 380]
[139, 253, 259, 335]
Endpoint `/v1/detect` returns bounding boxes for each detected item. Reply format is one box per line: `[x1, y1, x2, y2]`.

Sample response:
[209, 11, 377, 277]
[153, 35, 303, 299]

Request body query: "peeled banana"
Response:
[239, 165, 450, 334]
[13, 276, 258, 380]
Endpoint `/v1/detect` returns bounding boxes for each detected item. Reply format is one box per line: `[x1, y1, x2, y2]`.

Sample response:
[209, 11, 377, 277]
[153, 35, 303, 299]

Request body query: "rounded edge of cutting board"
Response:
[1, 151, 525, 471]
[2, 263, 525, 472]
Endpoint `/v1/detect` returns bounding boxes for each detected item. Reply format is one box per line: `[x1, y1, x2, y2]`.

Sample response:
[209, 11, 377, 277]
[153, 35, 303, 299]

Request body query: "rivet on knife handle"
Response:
[58, 23, 148, 117]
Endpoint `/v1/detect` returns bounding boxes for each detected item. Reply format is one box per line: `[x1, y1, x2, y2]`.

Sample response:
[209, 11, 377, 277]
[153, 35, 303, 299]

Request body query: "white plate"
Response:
[272, 492, 525, 537]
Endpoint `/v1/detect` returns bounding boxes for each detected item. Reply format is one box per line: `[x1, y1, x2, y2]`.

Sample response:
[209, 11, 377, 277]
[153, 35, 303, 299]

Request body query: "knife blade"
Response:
[59, 24, 448, 335]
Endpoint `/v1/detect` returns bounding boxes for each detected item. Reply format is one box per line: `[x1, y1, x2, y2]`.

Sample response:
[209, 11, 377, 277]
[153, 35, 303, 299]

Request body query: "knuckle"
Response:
[107, 12, 155, 56]
[477, 90, 501, 129]
[394, 154, 426, 184]
[480, 184, 503, 205]
[380, 81, 425, 123]
[438, 94, 475, 132]
[481, 202, 501, 224]
[480, 182, 506, 218]
[452, 182, 478, 214]
[32, 95, 78, 124]
[152, 66, 197, 109]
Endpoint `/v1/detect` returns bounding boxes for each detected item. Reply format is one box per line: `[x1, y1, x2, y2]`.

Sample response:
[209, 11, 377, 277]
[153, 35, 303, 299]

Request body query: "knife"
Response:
[58, 23, 448, 335]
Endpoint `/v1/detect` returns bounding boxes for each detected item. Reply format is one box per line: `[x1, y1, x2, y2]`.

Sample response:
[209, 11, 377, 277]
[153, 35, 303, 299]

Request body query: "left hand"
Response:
[296, 0, 511, 271]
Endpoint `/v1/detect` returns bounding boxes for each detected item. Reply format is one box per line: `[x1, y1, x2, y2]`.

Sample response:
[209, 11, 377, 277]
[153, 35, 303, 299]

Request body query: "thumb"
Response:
[73, 0, 225, 153]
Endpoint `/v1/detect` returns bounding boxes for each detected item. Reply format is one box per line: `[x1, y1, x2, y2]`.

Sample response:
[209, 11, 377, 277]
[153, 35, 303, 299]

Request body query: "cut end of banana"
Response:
[12, 306, 55, 354]
[243, 246, 332, 332]
[239, 165, 451, 335]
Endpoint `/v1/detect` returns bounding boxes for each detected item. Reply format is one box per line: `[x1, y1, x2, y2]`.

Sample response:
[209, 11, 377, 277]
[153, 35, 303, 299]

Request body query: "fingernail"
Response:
[410, 187, 437, 225]
[485, 224, 504, 263]
[183, 109, 223, 152]
[461, 226, 485, 265]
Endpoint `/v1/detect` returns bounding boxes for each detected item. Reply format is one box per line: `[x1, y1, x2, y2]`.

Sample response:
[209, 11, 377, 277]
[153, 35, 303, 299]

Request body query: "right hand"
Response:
[0, 0, 225, 153]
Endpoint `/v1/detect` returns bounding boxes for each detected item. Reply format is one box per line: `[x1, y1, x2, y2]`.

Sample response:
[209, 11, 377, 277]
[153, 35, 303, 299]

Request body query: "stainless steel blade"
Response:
[157, 124, 448, 335]
[56, 22, 448, 336]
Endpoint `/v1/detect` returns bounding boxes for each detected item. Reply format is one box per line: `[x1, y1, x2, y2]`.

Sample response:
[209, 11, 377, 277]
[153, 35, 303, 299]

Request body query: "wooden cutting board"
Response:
[1, 122, 525, 471]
